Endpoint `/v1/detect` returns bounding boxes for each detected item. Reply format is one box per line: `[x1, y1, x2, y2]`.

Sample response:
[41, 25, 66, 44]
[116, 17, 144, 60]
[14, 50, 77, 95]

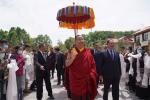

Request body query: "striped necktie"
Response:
[110, 50, 114, 59]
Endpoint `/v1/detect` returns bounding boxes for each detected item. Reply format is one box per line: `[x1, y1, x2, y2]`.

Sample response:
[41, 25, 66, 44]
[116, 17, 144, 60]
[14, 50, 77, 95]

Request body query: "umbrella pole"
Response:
[74, 29, 77, 39]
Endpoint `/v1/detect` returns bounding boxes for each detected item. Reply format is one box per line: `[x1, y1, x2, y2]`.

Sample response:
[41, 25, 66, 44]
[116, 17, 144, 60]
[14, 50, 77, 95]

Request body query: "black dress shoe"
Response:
[49, 95, 54, 99]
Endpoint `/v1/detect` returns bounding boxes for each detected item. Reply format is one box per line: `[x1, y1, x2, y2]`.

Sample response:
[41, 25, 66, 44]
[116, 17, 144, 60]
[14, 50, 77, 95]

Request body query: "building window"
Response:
[135, 35, 140, 42]
[142, 32, 148, 41]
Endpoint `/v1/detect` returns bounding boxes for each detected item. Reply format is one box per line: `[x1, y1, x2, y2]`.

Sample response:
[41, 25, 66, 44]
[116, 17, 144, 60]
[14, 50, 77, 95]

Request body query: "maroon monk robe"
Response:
[64, 52, 71, 98]
[64, 52, 71, 90]
[64, 67, 70, 89]
[69, 48, 97, 100]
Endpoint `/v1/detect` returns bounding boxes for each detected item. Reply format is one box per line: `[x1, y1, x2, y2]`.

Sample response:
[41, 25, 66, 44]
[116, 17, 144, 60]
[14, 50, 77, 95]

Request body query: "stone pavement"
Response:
[25, 75, 141, 100]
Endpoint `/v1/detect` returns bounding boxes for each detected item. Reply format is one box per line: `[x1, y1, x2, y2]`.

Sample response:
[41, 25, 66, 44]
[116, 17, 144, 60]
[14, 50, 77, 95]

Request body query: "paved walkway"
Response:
[25, 74, 141, 100]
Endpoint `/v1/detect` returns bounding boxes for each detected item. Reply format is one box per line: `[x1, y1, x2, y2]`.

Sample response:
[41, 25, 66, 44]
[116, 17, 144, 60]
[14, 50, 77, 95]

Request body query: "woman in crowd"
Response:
[119, 46, 127, 91]
[141, 50, 150, 99]
[23, 45, 34, 91]
[15, 46, 25, 100]
[126, 46, 134, 91]
[6, 58, 18, 100]
[0, 41, 9, 100]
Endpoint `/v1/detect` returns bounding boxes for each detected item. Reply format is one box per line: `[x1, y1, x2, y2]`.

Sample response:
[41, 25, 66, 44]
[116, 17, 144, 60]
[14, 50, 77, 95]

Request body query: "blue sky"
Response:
[0, 0, 150, 46]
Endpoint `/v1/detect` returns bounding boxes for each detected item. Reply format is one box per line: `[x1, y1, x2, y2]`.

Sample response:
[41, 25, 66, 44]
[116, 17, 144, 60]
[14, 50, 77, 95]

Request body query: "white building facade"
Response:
[133, 26, 150, 51]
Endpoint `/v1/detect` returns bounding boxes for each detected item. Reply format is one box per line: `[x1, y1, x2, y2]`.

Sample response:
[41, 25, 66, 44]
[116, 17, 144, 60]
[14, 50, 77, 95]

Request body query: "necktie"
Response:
[110, 50, 114, 59]
[94, 49, 97, 54]
[42, 52, 46, 60]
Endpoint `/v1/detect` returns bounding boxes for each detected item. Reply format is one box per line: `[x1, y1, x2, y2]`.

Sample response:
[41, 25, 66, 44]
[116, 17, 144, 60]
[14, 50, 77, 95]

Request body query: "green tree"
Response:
[57, 40, 66, 52]
[65, 31, 134, 48]
[82, 34, 91, 47]
[35, 34, 52, 45]
[7, 27, 31, 46]
[0, 29, 8, 40]
[32, 34, 52, 50]
[30, 38, 37, 50]
[64, 37, 74, 49]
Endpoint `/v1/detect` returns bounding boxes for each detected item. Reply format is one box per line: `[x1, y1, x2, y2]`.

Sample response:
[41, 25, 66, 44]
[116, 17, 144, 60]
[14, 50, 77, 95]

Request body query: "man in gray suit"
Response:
[98, 39, 121, 100]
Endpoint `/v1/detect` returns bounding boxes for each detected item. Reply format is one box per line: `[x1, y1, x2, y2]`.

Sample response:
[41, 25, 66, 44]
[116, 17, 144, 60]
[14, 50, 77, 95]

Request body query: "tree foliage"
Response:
[7, 27, 30, 46]
[0, 26, 133, 51]
[64, 37, 74, 49]
[0, 29, 8, 40]
[64, 31, 133, 48]
[57, 40, 66, 52]
[0, 27, 52, 49]
[32, 34, 52, 49]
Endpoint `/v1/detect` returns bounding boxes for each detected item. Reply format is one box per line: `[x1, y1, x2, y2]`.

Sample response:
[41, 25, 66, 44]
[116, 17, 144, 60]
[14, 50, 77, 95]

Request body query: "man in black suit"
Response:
[90, 42, 102, 86]
[90, 41, 100, 56]
[55, 47, 65, 85]
[98, 39, 121, 100]
[35, 44, 54, 100]
[47, 47, 56, 78]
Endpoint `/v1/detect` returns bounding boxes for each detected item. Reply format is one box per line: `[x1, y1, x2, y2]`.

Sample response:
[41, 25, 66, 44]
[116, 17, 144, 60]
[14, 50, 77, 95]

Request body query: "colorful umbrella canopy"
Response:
[57, 5, 95, 29]
[59, 18, 94, 29]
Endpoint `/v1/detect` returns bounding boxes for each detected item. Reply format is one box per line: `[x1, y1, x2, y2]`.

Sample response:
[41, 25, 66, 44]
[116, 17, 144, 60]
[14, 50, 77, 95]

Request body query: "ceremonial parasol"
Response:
[57, 3, 95, 37]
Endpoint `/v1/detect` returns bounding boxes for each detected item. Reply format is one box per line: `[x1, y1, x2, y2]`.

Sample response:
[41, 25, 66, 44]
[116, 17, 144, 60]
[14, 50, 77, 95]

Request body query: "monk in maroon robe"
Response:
[65, 35, 97, 100]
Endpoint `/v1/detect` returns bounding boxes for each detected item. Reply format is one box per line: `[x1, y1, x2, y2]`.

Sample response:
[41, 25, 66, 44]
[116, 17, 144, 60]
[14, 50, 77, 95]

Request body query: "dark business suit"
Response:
[91, 48, 101, 73]
[98, 49, 121, 100]
[47, 52, 56, 78]
[90, 48, 95, 56]
[91, 48, 101, 86]
[55, 52, 65, 85]
[35, 51, 53, 100]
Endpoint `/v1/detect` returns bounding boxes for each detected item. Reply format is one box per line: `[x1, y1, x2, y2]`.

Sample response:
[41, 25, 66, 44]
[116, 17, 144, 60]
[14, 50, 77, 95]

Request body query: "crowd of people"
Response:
[0, 35, 150, 100]
[92, 40, 150, 100]
[0, 40, 65, 100]
[0, 43, 37, 100]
